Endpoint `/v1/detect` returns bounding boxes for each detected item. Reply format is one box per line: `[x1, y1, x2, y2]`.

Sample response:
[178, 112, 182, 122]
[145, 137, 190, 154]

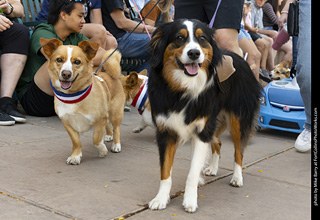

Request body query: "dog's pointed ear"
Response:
[216, 55, 236, 82]
[149, 23, 171, 68]
[149, 26, 163, 51]
[78, 40, 100, 60]
[40, 38, 63, 58]
[126, 72, 139, 88]
[139, 69, 148, 76]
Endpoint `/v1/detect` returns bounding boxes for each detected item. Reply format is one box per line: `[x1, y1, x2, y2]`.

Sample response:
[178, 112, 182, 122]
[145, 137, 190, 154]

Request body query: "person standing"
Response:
[174, 0, 244, 56]
[278, 0, 311, 152]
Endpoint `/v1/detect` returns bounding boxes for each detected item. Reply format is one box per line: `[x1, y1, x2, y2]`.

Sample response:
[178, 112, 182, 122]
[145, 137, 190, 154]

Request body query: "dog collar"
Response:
[131, 75, 148, 115]
[50, 78, 93, 104]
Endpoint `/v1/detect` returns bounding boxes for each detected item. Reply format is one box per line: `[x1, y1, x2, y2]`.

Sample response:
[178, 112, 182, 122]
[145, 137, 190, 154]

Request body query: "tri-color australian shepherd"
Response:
[147, 19, 262, 213]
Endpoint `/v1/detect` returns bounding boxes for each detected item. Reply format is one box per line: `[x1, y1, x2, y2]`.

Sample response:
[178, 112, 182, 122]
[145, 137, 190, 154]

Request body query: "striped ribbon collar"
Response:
[50, 78, 93, 104]
[131, 75, 148, 115]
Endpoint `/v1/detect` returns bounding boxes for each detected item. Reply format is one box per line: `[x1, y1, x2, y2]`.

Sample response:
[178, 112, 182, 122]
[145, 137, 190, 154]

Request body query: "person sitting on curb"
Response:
[16, 0, 107, 117]
[101, 0, 156, 73]
[36, 0, 117, 50]
[0, 0, 29, 126]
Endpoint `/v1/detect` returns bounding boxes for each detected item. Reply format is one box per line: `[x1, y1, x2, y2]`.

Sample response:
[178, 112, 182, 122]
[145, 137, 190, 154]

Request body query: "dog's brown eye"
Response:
[199, 36, 206, 42]
[56, 58, 63, 63]
[177, 35, 185, 43]
[74, 60, 81, 65]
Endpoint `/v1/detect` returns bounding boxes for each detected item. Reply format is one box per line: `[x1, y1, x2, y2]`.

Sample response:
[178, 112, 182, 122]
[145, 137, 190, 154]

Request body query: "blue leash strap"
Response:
[209, 0, 223, 28]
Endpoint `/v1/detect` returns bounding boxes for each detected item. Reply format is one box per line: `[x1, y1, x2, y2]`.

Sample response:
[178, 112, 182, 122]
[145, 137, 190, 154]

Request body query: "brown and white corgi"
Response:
[40, 38, 125, 165]
[271, 60, 291, 80]
[121, 70, 154, 133]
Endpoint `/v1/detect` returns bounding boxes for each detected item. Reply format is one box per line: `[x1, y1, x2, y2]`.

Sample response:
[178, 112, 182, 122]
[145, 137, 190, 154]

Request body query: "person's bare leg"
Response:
[279, 41, 293, 63]
[239, 38, 261, 80]
[81, 23, 117, 50]
[33, 61, 54, 96]
[263, 36, 275, 71]
[0, 53, 27, 98]
[255, 38, 269, 70]
[215, 28, 242, 56]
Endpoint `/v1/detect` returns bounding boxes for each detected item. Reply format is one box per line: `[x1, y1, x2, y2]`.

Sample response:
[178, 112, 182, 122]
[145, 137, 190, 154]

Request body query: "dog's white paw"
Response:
[132, 126, 143, 133]
[94, 143, 108, 158]
[182, 193, 198, 213]
[104, 135, 113, 142]
[203, 152, 219, 176]
[198, 176, 205, 186]
[149, 195, 170, 210]
[230, 175, 243, 187]
[111, 143, 121, 153]
[203, 166, 218, 176]
[66, 153, 82, 165]
[230, 163, 243, 187]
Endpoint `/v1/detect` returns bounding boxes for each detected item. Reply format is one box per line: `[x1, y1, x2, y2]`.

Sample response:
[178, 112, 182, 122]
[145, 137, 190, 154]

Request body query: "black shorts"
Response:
[20, 81, 56, 117]
[174, 0, 244, 31]
[0, 23, 29, 55]
[249, 31, 262, 42]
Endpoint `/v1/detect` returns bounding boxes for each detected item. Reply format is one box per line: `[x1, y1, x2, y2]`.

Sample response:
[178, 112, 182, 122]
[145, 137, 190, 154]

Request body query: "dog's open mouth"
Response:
[60, 74, 79, 90]
[176, 58, 201, 77]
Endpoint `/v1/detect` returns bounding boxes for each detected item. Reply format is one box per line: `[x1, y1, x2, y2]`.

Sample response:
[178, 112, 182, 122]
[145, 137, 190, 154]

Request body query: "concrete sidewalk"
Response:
[0, 109, 311, 220]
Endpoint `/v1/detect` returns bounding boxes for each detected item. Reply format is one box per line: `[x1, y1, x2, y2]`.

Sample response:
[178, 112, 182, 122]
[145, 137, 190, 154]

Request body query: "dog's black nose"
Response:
[61, 70, 72, 80]
[187, 49, 200, 60]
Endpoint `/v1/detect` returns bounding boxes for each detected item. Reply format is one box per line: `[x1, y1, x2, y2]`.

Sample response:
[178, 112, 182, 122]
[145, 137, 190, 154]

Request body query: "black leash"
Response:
[94, 0, 161, 75]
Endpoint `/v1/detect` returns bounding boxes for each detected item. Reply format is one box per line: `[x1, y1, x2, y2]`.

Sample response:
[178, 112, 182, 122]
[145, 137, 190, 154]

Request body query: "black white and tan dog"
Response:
[147, 19, 262, 212]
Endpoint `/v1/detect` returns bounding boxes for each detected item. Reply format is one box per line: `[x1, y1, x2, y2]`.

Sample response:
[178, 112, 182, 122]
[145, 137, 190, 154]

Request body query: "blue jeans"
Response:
[117, 32, 151, 73]
[296, 0, 311, 130]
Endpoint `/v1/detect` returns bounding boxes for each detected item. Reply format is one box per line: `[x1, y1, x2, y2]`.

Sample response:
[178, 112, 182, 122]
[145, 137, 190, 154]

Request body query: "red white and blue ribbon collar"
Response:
[131, 75, 148, 115]
[50, 77, 93, 104]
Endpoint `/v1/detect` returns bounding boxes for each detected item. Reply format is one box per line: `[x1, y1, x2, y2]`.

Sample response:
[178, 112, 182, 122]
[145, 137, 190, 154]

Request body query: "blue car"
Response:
[259, 78, 306, 134]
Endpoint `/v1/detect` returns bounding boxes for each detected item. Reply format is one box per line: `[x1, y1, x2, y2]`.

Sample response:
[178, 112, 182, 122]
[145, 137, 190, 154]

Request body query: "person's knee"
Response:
[215, 29, 241, 55]
[105, 35, 118, 50]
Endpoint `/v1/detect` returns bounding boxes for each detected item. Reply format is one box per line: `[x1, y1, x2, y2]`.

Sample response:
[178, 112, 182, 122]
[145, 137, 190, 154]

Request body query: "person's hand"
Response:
[278, 13, 288, 29]
[268, 30, 278, 41]
[0, 0, 10, 14]
[0, 14, 13, 32]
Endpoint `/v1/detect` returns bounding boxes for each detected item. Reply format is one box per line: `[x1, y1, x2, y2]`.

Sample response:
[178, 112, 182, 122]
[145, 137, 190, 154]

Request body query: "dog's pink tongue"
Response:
[60, 81, 72, 90]
[184, 63, 199, 75]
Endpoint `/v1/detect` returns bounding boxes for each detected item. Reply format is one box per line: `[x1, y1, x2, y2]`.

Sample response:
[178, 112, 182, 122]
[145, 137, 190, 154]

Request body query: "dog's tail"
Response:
[101, 49, 122, 79]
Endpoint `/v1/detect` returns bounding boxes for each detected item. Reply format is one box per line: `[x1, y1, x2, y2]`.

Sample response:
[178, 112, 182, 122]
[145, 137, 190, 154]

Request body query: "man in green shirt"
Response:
[16, 0, 106, 117]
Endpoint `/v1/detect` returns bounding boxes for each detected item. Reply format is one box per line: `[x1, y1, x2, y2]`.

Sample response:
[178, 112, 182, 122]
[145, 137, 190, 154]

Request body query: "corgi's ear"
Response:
[40, 38, 63, 58]
[126, 72, 139, 87]
[139, 69, 148, 76]
[285, 70, 291, 78]
[216, 55, 236, 82]
[78, 40, 100, 60]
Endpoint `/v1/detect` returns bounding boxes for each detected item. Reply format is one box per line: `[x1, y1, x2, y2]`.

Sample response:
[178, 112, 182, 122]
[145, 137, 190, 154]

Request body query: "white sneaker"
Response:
[295, 129, 311, 153]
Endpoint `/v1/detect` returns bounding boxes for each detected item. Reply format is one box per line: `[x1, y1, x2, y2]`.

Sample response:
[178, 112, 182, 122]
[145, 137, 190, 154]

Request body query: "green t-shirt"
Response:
[16, 23, 89, 100]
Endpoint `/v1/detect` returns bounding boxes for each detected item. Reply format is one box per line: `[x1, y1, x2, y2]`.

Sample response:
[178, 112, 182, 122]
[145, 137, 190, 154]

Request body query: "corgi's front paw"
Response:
[104, 135, 113, 142]
[111, 143, 121, 153]
[66, 153, 82, 165]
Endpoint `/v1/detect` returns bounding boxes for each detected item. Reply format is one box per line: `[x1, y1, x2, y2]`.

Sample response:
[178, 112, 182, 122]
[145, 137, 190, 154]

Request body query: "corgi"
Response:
[271, 60, 291, 80]
[40, 38, 125, 165]
[121, 70, 154, 133]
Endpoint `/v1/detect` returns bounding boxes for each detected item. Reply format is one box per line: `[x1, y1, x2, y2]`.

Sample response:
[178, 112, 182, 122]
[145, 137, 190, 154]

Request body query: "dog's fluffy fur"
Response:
[147, 19, 262, 212]
[40, 38, 125, 165]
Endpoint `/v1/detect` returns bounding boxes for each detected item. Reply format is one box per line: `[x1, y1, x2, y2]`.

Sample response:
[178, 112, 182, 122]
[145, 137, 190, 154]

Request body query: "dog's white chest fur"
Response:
[55, 100, 94, 133]
[155, 110, 206, 143]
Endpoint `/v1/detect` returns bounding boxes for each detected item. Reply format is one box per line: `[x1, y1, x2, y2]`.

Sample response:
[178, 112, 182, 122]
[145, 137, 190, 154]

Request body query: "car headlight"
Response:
[259, 96, 266, 106]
